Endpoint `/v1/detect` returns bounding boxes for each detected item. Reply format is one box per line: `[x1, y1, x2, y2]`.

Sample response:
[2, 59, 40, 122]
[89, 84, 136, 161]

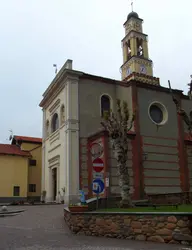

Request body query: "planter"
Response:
[69, 206, 88, 212]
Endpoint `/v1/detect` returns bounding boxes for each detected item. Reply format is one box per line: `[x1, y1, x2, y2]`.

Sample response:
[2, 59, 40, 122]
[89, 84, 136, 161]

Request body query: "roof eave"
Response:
[12, 136, 42, 145]
[0, 152, 31, 157]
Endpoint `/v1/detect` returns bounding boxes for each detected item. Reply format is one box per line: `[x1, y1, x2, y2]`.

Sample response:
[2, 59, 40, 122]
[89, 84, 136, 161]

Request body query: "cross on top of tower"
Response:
[131, 0, 134, 12]
[129, 0, 135, 12]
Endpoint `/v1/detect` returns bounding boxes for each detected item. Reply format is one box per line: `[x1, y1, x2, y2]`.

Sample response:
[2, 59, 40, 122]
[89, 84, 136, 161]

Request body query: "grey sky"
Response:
[0, 0, 191, 143]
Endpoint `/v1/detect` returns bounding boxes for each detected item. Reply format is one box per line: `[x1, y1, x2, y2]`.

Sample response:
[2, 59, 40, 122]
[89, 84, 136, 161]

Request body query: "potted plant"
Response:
[42, 190, 46, 203]
[69, 203, 88, 212]
[61, 187, 65, 204]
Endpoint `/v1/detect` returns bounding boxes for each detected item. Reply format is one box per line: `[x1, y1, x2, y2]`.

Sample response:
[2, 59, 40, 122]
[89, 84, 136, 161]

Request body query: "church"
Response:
[39, 10, 192, 204]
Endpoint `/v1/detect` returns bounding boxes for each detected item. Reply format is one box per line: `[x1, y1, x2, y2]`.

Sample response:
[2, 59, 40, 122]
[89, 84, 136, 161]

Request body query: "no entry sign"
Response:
[92, 158, 104, 173]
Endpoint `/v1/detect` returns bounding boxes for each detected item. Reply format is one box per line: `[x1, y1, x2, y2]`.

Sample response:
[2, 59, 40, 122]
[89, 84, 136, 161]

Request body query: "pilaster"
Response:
[41, 109, 46, 199]
[143, 40, 149, 58]
[64, 78, 80, 204]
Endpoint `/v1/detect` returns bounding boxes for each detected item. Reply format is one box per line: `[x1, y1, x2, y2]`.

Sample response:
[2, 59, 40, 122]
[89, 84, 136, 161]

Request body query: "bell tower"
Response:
[120, 11, 160, 85]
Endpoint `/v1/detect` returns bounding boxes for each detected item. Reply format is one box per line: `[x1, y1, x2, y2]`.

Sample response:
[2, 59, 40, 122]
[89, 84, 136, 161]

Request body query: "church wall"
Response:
[183, 96, 192, 191]
[116, 84, 134, 132]
[186, 144, 192, 191]
[78, 79, 116, 137]
[137, 87, 181, 194]
[78, 79, 116, 198]
[138, 88, 179, 137]
[78, 79, 137, 198]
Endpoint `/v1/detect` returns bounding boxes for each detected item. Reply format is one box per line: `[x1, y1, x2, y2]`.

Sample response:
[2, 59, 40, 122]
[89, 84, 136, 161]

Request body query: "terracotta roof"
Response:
[13, 136, 42, 144]
[0, 144, 31, 157]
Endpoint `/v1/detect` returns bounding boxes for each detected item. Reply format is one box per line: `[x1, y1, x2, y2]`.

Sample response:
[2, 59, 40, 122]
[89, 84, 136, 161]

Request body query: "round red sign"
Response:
[93, 158, 104, 173]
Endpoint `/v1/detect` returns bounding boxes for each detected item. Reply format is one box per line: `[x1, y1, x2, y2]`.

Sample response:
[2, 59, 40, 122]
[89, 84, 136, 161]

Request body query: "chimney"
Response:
[63, 59, 73, 70]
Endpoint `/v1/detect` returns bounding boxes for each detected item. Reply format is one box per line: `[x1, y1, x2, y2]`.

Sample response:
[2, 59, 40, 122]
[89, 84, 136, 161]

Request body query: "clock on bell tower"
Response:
[120, 10, 160, 86]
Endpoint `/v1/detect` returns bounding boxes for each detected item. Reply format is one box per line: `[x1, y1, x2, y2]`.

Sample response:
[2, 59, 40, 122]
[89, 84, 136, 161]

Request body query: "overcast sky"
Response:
[0, 0, 191, 143]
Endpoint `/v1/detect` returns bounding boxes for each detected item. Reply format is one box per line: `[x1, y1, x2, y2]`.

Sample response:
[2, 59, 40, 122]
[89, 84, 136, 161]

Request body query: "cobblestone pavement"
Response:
[0, 205, 189, 250]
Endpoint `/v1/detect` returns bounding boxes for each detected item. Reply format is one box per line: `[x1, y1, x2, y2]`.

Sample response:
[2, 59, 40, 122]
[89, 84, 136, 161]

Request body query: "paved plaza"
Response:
[0, 205, 188, 249]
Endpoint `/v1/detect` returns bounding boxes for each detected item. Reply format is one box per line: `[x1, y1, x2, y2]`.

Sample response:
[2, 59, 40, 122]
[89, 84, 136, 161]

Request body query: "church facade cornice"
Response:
[39, 69, 82, 108]
[124, 72, 159, 86]
[121, 56, 153, 69]
[122, 30, 148, 43]
[123, 17, 143, 26]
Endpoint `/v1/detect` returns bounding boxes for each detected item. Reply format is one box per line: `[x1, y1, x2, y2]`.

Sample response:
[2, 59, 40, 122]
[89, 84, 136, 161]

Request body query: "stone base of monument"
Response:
[0, 206, 25, 217]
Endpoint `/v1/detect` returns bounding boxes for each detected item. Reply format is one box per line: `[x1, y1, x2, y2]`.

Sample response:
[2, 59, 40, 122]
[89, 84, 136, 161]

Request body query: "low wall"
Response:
[64, 209, 192, 245]
[0, 197, 27, 204]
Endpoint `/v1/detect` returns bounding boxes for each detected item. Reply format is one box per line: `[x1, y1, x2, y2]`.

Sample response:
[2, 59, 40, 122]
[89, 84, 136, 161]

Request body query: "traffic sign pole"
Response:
[96, 193, 99, 209]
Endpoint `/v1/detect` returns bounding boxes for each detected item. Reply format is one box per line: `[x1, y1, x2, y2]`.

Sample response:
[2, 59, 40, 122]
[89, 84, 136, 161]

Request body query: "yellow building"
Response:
[0, 135, 42, 203]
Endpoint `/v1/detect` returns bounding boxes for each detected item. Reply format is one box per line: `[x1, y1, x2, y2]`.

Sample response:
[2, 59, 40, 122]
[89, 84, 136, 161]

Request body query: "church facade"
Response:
[39, 11, 192, 204]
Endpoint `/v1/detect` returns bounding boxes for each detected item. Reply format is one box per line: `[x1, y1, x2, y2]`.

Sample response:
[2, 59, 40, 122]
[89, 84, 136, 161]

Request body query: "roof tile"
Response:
[0, 144, 31, 157]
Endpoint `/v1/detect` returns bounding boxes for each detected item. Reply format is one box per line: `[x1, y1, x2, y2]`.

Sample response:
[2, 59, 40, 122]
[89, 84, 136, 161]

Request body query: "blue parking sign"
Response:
[92, 179, 105, 194]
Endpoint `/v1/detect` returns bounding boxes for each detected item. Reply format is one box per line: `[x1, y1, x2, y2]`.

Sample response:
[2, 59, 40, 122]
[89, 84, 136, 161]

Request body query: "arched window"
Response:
[51, 113, 59, 132]
[60, 104, 65, 125]
[137, 38, 144, 57]
[46, 120, 50, 137]
[101, 95, 111, 117]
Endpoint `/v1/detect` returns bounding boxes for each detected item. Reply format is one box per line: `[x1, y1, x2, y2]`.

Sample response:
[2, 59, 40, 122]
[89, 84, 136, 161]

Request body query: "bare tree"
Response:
[101, 99, 135, 208]
[168, 80, 192, 134]
[187, 75, 192, 100]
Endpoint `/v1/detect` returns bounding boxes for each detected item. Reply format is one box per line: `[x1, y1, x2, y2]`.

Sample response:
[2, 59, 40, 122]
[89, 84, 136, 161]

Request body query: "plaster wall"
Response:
[137, 87, 181, 194]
